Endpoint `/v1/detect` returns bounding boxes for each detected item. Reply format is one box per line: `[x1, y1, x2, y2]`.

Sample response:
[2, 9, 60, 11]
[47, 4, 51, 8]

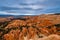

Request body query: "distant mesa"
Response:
[53, 13, 60, 15]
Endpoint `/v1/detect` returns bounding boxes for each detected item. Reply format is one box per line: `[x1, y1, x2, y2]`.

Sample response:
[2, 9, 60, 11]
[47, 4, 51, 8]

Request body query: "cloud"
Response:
[0, 6, 20, 11]
[37, 0, 48, 2]
[0, 0, 60, 15]
[23, 0, 47, 4]
[21, 13, 35, 15]
[0, 11, 37, 15]
[25, 5, 45, 9]
[0, 11, 20, 15]
[7, 4, 45, 10]
[2, 4, 45, 14]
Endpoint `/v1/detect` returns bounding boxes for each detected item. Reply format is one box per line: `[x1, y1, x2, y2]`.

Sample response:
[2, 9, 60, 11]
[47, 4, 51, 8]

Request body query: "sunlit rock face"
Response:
[38, 34, 60, 40]
[0, 14, 60, 40]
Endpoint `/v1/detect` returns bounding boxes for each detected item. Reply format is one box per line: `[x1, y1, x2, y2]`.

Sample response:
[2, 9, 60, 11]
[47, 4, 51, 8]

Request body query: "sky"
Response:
[0, 0, 60, 15]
